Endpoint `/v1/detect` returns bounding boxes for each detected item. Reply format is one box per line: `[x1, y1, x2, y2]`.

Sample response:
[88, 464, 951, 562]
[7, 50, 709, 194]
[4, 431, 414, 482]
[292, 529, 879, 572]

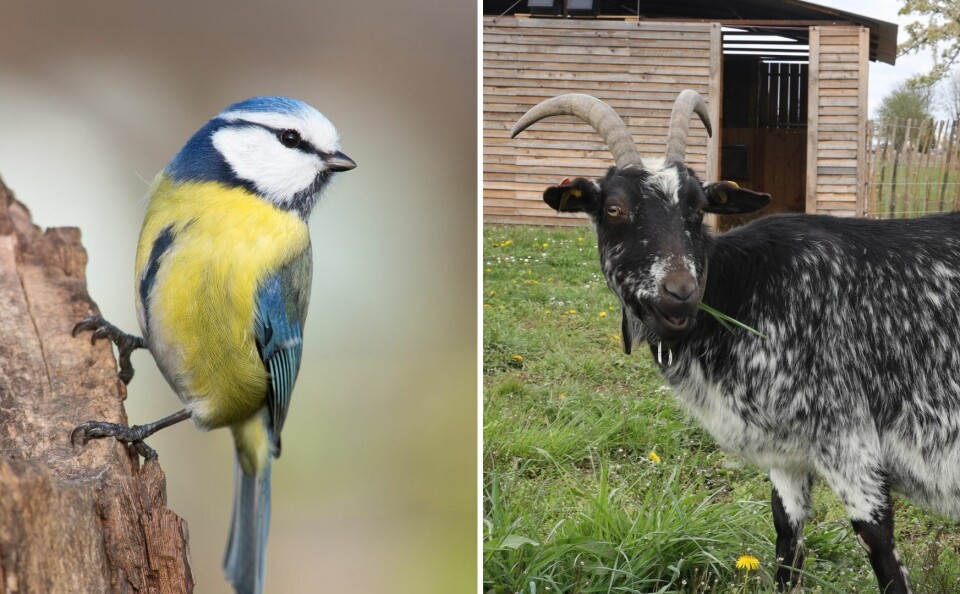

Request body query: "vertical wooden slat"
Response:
[778, 64, 789, 127]
[864, 120, 875, 213]
[877, 119, 892, 217]
[707, 22, 722, 182]
[931, 121, 947, 211]
[942, 121, 957, 211]
[805, 26, 820, 214]
[855, 26, 869, 215]
[892, 118, 910, 217]
[798, 63, 808, 125]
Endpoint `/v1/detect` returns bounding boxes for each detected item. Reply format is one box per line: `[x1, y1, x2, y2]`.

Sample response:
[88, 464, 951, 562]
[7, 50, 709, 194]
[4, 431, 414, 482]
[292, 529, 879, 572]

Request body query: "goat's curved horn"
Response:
[511, 94, 643, 169]
[664, 90, 713, 164]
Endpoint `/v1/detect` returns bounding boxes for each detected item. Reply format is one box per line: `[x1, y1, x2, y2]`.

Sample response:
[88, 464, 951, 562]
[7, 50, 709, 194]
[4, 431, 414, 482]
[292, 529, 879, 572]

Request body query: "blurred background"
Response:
[0, 2, 476, 592]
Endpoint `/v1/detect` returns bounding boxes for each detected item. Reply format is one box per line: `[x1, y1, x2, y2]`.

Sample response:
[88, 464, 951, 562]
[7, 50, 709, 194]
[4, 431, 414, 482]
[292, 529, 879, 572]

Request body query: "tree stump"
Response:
[0, 176, 193, 593]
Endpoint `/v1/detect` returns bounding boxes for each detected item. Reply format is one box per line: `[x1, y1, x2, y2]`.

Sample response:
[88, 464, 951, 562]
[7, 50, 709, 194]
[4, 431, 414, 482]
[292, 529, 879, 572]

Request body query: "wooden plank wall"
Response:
[806, 26, 870, 216]
[483, 17, 720, 226]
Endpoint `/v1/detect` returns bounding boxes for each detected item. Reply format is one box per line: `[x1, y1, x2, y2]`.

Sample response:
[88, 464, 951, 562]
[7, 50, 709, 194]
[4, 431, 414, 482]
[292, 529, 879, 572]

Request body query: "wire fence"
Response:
[865, 117, 960, 218]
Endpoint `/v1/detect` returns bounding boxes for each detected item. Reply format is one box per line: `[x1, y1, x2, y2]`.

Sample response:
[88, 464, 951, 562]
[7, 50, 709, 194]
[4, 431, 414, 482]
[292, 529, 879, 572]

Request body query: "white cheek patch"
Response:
[212, 126, 321, 203]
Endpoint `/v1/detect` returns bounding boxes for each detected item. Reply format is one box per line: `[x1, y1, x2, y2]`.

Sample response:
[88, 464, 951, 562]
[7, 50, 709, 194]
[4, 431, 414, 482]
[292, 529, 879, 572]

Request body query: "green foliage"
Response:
[899, 0, 960, 85]
[876, 82, 934, 122]
[483, 224, 960, 593]
[875, 82, 935, 151]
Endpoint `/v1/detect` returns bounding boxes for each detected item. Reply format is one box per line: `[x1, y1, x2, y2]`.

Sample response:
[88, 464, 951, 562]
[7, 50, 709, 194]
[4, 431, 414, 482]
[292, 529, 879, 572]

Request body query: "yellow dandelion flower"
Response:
[566, 309, 577, 314]
[485, 268, 492, 272]
[483, 303, 491, 308]
[489, 290, 497, 296]
[542, 242, 549, 247]
[578, 236, 585, 241]
[502, 239, 513, 246]
[736, 555, 760, 572]
[545, 310, 552, 315]
[512, 354, 524, 361]
[599, 311, 607, 317]
[648, 451, 661, 464]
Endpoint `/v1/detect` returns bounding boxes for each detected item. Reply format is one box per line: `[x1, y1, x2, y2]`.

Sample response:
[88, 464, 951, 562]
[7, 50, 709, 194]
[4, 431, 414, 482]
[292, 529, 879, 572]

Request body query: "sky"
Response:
[814, 0, 943, 117]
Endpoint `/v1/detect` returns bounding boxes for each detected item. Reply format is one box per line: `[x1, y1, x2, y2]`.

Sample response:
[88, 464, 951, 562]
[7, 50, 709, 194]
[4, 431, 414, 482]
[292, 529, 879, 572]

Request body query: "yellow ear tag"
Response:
[558, 187, 582, 211]
[723, 180, 739, 188]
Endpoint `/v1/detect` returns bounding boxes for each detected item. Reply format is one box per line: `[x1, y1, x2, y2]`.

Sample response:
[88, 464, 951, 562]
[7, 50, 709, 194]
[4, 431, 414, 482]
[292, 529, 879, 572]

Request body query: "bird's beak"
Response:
[326, 151, 357, 172]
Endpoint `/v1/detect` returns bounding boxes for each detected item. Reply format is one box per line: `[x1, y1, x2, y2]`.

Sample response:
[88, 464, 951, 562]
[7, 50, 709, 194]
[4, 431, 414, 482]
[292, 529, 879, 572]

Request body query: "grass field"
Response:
[482, 224, 960, 594]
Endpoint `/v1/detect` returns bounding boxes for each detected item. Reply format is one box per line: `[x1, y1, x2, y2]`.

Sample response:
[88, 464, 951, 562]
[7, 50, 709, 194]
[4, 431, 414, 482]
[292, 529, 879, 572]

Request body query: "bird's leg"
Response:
[72, 409, 192, 461]
[73, 315, 147, 385]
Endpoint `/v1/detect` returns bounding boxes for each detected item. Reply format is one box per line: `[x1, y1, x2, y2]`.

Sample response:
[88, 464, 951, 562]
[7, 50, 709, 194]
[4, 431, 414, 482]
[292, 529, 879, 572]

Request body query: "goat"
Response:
[510, 90, 960, 594]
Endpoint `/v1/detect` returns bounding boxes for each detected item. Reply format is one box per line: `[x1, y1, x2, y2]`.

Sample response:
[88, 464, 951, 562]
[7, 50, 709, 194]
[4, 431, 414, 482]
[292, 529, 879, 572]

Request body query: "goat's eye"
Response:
[279, 129, 302, 148]
[606, 205, 623, 218]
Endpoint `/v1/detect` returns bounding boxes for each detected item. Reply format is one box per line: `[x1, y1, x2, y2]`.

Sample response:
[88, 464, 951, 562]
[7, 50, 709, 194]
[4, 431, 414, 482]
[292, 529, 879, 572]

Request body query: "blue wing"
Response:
[254, 243, 312, 452]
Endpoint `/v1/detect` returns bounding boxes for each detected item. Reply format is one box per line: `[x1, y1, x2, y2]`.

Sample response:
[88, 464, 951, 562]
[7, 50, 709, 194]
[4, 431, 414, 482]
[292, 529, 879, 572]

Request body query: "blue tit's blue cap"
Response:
[220, 96, 311, 116]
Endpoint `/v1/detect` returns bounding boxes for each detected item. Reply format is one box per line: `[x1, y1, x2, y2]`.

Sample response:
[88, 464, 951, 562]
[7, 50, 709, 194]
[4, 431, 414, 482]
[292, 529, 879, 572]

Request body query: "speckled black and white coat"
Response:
[547, 162, 960, 593]
[669, 213, 960, 525]
[673, 213, 960, 587]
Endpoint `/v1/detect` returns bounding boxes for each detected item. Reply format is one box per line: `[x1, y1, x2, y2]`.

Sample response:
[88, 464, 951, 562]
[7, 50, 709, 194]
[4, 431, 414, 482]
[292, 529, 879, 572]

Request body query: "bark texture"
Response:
[0, 177, 193, 593]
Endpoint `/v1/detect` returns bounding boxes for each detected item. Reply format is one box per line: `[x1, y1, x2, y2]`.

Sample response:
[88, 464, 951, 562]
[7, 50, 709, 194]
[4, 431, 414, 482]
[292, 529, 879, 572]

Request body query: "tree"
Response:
[877, 82, 934, 122]
[876, 82, 935, 150]
[899, 0, 960, 86]
[0, 176, 193, 593]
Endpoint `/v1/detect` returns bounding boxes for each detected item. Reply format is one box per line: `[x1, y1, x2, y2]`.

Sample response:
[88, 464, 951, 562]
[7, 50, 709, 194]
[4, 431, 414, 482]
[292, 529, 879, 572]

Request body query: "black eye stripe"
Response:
[234, 119, 324, 156]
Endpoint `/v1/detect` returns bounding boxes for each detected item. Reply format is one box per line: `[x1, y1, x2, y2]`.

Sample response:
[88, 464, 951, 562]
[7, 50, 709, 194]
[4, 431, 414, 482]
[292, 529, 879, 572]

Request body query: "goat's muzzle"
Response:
[648, 270, 699, 338]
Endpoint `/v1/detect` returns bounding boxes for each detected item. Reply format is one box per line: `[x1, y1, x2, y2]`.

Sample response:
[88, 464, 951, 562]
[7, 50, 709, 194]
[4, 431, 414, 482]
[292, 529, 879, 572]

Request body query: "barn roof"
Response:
[483, 0, 898, 64]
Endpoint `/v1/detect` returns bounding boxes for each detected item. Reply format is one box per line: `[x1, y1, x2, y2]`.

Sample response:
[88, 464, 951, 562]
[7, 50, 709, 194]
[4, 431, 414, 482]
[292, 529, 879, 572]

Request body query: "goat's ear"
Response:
[702, 181, 770, 214]
[543, 178, 599, 213]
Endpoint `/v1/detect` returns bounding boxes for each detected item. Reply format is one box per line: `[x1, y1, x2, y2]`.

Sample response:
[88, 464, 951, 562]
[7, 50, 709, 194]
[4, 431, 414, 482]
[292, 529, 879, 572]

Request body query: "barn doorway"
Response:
[719, 29, 810, 230]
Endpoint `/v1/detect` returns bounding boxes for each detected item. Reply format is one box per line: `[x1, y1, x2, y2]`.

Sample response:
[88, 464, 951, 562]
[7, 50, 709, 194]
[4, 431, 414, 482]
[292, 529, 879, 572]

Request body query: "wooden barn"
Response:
[482, 0, 898, 226]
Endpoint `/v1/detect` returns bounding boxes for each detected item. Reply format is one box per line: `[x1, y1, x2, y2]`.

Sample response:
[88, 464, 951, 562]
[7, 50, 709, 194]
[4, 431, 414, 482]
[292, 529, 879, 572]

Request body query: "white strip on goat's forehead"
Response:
[645, 161, 681, 203]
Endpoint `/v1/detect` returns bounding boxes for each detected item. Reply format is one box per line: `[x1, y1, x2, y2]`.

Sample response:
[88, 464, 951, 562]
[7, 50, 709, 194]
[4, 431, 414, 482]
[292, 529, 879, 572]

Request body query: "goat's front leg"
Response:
[770, 468, 812, 591]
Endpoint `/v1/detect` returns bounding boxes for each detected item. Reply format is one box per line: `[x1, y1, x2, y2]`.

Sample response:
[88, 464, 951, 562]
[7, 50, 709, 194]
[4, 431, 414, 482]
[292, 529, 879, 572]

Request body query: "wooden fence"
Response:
[865, 117, 960, 218]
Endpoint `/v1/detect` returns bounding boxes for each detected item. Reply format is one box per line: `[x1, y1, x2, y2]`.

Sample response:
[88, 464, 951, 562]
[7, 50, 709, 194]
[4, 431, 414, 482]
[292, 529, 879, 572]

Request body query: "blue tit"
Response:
[72, 96, 356, 594]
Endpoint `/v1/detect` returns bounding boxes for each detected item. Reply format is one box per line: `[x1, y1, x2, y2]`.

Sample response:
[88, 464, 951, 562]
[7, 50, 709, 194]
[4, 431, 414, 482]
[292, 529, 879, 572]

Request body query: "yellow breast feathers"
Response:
[135, 176, 309, 429]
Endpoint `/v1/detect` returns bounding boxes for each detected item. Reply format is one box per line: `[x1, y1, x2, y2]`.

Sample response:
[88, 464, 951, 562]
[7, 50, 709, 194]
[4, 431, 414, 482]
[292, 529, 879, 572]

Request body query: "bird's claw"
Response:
[71, 420, 159, 460]
[72, 315, 146, 385]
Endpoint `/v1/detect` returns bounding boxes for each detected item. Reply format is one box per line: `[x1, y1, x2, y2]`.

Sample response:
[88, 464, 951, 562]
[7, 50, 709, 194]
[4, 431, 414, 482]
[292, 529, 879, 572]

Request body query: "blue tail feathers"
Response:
[223, 454, 272, 594]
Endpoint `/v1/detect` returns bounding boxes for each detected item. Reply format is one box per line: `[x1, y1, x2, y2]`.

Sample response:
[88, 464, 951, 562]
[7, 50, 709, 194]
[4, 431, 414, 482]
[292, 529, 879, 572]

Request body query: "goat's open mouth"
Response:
[648, 304, 695, 335]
